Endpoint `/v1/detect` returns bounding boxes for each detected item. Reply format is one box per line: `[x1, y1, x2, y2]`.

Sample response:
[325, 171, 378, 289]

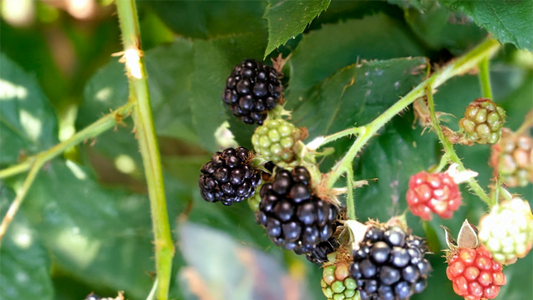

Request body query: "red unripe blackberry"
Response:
[406, 171, 462, 220]
[350, 225, 431, 300]
[255, 167, 339, 254]
[223, 59, 282, 125]
[446, 245, 506, 300]
[199, 147, 262, 206]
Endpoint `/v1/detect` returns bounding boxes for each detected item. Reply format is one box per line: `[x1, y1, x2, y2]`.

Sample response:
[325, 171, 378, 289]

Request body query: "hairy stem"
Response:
[326, 38, 500, 189]
[115, 1, 174, 299]
[0, 103, 134, 179]
[478, 57, 493, 99]
[426, 85, 493, 206]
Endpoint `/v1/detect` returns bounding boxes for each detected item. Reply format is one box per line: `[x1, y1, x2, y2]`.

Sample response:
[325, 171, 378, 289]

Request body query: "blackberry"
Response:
[446, 246, 506, 300]
[304, 221, 342, 265]
[199, 147, 262, 206]
[406, 171, 462, 220]
[479, 198, 533, 264]
[255, 167, 339, 254]
[459, 98, 506, 144]
[222, 59, 282, 125]
[490, 128, 533, 187]
[252, 119, 301, 163]
[322, 262, 358, 300]
[350, 226, 431, 300]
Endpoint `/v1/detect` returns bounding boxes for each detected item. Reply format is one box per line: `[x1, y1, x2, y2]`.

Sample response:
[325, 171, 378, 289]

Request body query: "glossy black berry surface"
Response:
[199, 147, 262, 206]
[223, 59, 282, 125]
[256, 167, 338, 255]
[350, 226, 431, 300]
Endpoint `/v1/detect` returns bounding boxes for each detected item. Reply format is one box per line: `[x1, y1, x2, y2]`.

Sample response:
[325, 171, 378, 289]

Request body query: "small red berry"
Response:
[406, 171, 462, 220]
[446, 245, 506, 300]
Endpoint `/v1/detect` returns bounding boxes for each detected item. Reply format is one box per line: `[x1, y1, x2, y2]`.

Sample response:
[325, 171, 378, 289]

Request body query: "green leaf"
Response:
[263, 0, 331, 58]
[0, 53, 58, 165]
[402, 1, 487, 55]
[20, 160, 156, 299]
[441, 0, 533, 51]
[0, 184, 54, 300]
[289, 57, 428, 140]
[147, 1, 268, 42]
[286, 13, 428, 99]
[0, 186, 54, 300]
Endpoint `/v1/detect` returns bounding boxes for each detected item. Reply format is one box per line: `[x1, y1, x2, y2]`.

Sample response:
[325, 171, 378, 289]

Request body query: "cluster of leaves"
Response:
[0, 1, 532, 300]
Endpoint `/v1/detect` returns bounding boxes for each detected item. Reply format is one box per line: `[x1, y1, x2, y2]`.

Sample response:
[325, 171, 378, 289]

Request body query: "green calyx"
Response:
[252, 119, 301, 163]
[321, 263, 358, 300]
[459, 98, 506, 144]
[479, 198, 533, 264]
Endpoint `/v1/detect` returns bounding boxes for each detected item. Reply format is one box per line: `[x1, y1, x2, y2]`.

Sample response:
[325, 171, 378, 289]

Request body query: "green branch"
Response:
[426, 85, 493, 206]
[115, 1, 174, 300]
[325, 38, 500, 190]
[0, 103, 133, 179]
[0, 160, 42, 242]
[478, 56, 493, 99]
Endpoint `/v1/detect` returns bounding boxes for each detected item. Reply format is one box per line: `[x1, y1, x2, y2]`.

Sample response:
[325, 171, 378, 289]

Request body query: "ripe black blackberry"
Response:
[199, 147, 262, 206]
[301, 221, 342, 264]
[255, 166, 339, 254]
[223, 59, 282, 125]
[350, 226, 431, 300]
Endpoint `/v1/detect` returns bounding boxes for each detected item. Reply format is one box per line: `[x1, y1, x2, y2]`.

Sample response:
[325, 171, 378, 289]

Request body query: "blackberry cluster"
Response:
[223, 59, 282, 125]
[199, 147, 262, 206]
[350, 226, 431, 300]
[255, 167, 338, 253]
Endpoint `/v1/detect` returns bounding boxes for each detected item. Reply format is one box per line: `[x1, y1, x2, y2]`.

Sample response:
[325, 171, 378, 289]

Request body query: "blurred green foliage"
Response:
[0, 1, 532, 300]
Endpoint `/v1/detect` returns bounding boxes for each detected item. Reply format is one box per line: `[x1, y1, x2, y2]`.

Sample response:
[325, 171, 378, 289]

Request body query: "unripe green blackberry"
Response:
[490, 128, 533, 187]
[479, 198, 533, 264]
[459, 98, 506, 144]
[251, 119, 301, 163]
[321, 262, 358, 300]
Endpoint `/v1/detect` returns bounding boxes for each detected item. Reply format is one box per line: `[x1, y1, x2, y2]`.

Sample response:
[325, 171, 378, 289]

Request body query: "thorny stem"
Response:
[0, 103, 134, 179]
[325, 38, 500, 191]
[426, 84, 494, 207]
[428, 153, 449, 173]
[0, 160, 42, 242]
[478, 56, 493, 99]
[115, 1, 174, 299]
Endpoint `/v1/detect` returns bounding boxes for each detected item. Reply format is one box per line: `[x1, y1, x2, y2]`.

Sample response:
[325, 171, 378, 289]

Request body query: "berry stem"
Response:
[478, 56, 493, 99]
[346, 164, 357, 220]
[0, 103, 134, 179]
[429, 153, 449, 173]
[116, 1, 174, 299]
[426, 84, 494, 207]
[326, 38, 501, 190]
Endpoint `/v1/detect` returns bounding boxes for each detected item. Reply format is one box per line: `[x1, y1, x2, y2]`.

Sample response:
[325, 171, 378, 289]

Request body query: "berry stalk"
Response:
[478, 56, 493, 99]
[426, 85, 494, 207]
[115, 1, 174, 300]
[326, 38, 501, 190]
